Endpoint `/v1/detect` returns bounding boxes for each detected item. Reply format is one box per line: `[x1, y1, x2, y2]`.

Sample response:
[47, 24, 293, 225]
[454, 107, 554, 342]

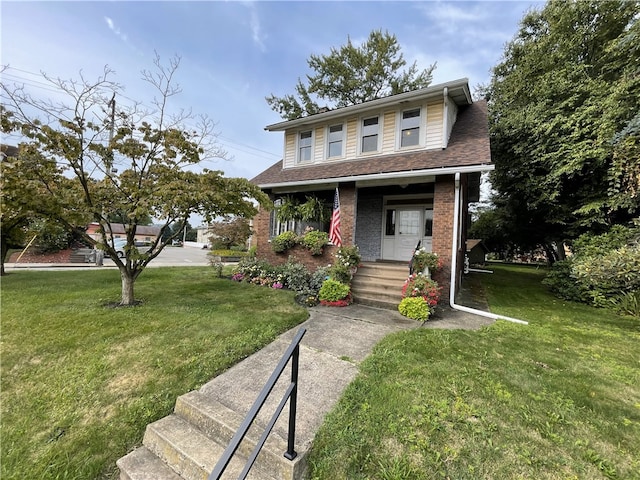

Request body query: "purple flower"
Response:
[272, 282, 283, 289]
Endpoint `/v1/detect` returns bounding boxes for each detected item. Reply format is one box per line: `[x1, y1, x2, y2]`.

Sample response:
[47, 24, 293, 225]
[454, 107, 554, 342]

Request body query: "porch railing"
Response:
[208, 327, 307, 480]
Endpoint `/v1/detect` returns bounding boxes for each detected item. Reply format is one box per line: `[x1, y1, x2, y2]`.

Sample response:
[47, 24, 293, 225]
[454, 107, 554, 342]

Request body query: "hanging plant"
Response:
[276, 196, 301, 222]
[298, 195, 331, 224]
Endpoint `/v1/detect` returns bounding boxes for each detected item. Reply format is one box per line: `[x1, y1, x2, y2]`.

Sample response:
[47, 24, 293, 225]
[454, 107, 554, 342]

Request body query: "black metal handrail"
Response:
[208, 327, 307, 480]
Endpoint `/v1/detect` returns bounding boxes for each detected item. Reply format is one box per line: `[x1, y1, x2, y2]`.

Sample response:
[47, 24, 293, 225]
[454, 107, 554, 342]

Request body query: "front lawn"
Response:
[0, 267, 308, 479]
[309, 264, 640, 479]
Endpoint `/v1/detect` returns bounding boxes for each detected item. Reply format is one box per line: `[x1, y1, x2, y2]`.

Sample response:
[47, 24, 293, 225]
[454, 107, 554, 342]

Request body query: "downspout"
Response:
[449, 172, 528, 325]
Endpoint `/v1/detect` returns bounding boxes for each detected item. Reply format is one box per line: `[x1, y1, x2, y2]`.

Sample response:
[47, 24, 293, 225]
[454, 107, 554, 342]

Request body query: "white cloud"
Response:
[244, 3, 266, 52]
[104, 16, 128, 43]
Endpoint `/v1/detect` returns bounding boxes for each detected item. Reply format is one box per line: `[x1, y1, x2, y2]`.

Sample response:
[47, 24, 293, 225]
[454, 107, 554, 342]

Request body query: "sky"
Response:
[1, 0, 542, 223]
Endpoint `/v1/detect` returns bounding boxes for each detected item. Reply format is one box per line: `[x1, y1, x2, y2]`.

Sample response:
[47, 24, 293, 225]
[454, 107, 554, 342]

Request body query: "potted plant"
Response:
[410, 248, 442, 277]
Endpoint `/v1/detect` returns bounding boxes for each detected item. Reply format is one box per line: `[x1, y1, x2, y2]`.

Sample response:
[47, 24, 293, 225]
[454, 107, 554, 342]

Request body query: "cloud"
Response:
[243, 3, 266, 52]
[104, 16, 128, 43]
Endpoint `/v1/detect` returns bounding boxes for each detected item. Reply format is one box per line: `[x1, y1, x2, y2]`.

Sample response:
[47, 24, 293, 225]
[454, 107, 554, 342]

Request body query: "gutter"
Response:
[449, 172, 528, 325]
[258, 163, 494, 190]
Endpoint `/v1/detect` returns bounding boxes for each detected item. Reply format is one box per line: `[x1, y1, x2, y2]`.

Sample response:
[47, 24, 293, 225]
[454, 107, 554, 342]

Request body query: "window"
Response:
[298, 130, 312, 163]
[327, 124, 343, 158]
[361, 116, 379, 153]
[400, 108, 421, 148]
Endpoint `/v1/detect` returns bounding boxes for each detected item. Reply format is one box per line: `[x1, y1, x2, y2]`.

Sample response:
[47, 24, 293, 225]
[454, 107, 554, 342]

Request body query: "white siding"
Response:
[345, 118, 358, 158]
[284, 131, 296, 168]
[445, 101, 458, 147]
[382, 111, 396, 153]
[314, 126, 324, 160]
[426, 100, 444, 149]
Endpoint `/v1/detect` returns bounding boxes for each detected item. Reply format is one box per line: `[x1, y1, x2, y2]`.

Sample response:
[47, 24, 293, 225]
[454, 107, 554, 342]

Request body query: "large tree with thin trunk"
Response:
[488, 0, 640, 259]
[1, 55, 269, 305]
[266, 30, 436, 120]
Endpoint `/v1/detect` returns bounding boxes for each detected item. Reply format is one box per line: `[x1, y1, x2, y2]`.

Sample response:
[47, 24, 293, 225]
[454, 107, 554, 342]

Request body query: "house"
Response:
[86, 223, 161, 244]
[466, 239, 489, 266]
[250, 78, 493, 305]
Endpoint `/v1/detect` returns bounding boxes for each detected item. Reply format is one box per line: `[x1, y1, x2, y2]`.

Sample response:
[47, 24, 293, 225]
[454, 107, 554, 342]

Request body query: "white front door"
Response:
[382, 207, 433, 261]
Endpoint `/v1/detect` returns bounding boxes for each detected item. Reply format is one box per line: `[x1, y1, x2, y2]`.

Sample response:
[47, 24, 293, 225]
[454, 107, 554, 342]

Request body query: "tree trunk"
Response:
[1, 237, 7, 276]
[120, 270, 136, 305]
[542, 243, 557, 266]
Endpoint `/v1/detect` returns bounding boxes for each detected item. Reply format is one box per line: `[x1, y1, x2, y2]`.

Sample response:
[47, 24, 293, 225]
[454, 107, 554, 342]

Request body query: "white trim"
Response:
[449, 172, 529, 325]
[265, 78, 471, 131]
[395, 105, 425, 151]
[257, 164, 495, 189]
[358, 114, 381, 155]
[442, 87, 449, 149]
[296, 129, 315, 164]
[325, 122, 345, 159]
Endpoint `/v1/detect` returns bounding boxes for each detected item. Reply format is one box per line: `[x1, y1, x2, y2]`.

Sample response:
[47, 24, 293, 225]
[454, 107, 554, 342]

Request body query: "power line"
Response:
[2, 66, 282, 160]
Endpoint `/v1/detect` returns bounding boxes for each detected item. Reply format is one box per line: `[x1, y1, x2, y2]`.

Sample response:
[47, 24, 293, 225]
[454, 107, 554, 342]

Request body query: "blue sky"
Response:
[1, 0, 541, 189]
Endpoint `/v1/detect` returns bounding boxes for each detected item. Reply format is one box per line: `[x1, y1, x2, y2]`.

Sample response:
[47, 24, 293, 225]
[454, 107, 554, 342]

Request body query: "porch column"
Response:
[339, 183, 356, 247]
[432, 176, 454, 301]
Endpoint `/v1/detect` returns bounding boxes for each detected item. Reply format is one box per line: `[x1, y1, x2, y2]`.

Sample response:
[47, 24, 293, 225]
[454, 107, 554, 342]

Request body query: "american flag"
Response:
[329, 187, 342, 247]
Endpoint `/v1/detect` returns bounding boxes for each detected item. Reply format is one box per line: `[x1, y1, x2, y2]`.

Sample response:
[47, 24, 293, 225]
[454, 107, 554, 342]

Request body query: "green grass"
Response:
[308, 264, 640, 480]
[0, 267, 308, 479]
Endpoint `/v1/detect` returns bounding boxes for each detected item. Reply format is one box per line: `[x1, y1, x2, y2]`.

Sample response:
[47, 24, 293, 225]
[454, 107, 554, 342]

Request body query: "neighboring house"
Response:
[466, 239, 489, 266]
[250, 78, 493, 302]
[86, 223, 161, 244]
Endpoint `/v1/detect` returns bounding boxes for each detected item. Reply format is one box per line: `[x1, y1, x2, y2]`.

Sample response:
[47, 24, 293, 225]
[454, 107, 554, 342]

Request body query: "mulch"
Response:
[8, 248, 74, 264]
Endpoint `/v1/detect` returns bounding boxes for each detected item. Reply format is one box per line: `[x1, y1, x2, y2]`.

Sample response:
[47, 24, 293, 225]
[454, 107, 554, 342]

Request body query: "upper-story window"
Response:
[298, 130, 313, 163]
[400, 108, 421, 148]
[361, 116, 379, 153]
[327, 124, 344, 158]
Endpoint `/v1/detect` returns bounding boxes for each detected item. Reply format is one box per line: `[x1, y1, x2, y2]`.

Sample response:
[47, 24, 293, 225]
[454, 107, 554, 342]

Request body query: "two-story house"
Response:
[251, 78, 493, 306]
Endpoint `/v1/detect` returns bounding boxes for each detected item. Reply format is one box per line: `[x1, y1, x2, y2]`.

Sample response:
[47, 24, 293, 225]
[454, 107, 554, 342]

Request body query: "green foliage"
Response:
[543, 225, 640, 309]
[398, 297, 430, 321]
[328, 263, 352, 284]
[280, 257, 312, 294]
[411, 247, 442, 272]
[318, 279, 350, 302]
[1, 56, 269, 303]
[27, 219, 72, 253]
[266, 30, 435, 120]
[334, 245, 361, 269]
[488, 0, 640, 246]
[300, 229, 329, 255]
[208, 249, 249, 258]
[298, 195, 331, 224]
[208, 217, 252, 250]
[271, 231, 298, 253]
[612, 290, 640, 317]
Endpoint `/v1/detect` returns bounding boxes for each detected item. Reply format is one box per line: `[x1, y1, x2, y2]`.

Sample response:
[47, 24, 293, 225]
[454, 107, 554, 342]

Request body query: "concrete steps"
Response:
[69, 248, 93, 263]
[351, 262, 410, 310]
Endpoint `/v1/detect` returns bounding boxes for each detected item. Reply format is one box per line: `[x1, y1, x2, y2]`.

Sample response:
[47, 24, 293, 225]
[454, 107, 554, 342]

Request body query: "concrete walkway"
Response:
[187, 303, 493, 478]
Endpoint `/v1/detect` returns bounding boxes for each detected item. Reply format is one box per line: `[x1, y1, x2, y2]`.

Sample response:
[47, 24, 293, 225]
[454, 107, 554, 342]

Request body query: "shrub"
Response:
[319, 279, 350, 302]
[611, 290, 640, 317]
[271, 231, 297, 253]
[398, 297, 430, 321]
[335, 245, 361, 269]
[329, 263, 352, 284]
[544, 224, 640, 312]
[402, 274, 441, 308]
[281, 257, 312, 293]
[410, 248, 442, 274]
[542, 260, 587, 303]
[300, 229, 329, 255]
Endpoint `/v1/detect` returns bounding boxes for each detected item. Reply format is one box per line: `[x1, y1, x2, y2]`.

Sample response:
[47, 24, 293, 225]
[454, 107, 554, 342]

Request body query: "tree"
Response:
[1, 55, 269, 304]
[0, 141, 83, 274]
[266, 30, 436, 120]
[208, 217, 252, 250]
[488, 0, 640, 256]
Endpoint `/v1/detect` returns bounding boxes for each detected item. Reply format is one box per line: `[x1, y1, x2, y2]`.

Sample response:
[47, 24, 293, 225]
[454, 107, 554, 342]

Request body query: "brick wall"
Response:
[254, 186, 356, 271]
[432, 175, 455, 301]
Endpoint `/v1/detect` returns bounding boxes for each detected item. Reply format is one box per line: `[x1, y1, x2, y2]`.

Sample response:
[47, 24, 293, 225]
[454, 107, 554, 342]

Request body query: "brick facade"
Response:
[254, 185, 356, 271]
[431, 175, 455, 301]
